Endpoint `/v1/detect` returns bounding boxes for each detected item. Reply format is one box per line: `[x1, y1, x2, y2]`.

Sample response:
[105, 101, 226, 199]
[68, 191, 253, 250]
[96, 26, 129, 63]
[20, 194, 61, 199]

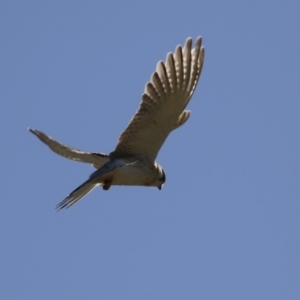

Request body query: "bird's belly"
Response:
[111, 164, 155, 186]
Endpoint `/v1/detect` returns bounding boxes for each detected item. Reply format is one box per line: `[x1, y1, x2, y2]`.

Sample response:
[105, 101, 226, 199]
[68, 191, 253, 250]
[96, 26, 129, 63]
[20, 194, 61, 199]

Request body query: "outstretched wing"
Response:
[111, 37, 204, 161]
[29, 128, 109, 168]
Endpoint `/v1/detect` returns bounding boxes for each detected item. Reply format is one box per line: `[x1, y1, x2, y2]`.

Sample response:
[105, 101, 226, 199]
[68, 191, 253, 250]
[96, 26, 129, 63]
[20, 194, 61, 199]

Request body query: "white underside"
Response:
[108, 162, 157, 187]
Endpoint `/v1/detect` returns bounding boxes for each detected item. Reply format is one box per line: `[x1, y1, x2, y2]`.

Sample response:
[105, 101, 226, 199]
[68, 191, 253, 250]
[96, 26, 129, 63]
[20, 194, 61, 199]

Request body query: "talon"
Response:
[103, 180, 112, 191]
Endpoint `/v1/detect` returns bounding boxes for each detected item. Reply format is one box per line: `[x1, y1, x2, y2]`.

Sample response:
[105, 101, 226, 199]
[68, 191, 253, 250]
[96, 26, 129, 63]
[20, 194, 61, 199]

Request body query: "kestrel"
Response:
[29, 37, 205, 210]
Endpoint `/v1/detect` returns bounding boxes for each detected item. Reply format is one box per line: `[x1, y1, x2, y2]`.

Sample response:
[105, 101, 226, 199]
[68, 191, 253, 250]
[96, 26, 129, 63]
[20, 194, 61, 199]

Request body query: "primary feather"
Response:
[111, 37, 204, 161]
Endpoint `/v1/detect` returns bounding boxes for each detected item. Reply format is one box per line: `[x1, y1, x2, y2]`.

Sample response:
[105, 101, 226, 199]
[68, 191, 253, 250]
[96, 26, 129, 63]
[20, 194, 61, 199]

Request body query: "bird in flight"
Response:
[29, 37, 205, 210]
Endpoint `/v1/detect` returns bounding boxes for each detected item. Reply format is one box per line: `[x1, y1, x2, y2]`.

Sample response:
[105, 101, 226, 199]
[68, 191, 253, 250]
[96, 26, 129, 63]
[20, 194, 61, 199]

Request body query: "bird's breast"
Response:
[110, 161, 156, 186]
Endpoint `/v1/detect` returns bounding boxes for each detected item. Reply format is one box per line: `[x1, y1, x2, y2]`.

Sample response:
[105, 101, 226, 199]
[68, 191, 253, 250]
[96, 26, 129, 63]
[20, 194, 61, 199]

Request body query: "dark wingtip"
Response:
[28, 128, 48, 144]
[28, 127, 39, 136]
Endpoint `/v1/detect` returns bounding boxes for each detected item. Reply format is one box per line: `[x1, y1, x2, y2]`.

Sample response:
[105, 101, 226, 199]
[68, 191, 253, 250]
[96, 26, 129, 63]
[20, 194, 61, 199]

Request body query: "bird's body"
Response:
[90, 157, 163, 189]
[29, 37, 204, 210]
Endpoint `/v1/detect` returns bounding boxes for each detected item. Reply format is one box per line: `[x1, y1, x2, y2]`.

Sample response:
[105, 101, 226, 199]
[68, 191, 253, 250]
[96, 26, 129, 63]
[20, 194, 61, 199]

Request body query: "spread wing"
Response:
[29, 128, 109, 168]
[111, 37, 204, 161]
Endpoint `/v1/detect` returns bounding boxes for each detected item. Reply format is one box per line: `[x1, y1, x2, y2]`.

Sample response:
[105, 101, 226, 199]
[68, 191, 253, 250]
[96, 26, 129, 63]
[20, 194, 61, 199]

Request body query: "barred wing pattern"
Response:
[29, 129, 109, 168]
[111, 37, 204, 162]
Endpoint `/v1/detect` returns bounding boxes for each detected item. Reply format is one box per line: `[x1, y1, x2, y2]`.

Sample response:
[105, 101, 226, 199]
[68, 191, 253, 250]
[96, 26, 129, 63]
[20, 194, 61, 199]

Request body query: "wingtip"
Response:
[28, 128, 37, 137]
[28, 128, 42, 139]
[28, 127, 38, 135]
[184, 37, 192, 50]
[195, 36, 202, 49]
[183, 36, 203, 52]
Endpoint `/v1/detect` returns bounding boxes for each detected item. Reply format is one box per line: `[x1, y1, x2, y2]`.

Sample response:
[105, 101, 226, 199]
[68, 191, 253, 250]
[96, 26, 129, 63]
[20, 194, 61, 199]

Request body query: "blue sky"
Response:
[1, 1, 300, 299]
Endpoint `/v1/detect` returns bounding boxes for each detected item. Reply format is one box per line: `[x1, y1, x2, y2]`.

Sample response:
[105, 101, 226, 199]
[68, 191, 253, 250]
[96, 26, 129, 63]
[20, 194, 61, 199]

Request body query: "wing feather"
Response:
[174, 45, 183, 90]
[145, 82, 160, 102]
[151, 72, 166, 98]
[157, 61, 171, 95]
[29, 128, 109, 168]
[111, 37, 204, 161]
[187, 38, 203, 97]
[182, 38, 192, 91]
[166, 53, 177, 93]
[174, 110, 191, 129]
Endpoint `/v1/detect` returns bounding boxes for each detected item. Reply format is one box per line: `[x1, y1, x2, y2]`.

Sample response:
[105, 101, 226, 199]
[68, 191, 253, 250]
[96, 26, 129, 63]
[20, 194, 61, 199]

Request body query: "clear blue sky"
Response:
[1, 1, 299, 299]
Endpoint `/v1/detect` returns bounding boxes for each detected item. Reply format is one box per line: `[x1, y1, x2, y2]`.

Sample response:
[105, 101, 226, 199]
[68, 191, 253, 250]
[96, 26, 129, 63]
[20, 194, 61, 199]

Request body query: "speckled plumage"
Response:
[29, 37, 205, 210]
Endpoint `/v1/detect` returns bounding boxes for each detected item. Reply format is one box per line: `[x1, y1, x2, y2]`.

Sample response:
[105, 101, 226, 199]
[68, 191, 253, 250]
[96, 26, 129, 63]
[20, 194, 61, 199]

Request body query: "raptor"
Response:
[29, 37, 205, 210]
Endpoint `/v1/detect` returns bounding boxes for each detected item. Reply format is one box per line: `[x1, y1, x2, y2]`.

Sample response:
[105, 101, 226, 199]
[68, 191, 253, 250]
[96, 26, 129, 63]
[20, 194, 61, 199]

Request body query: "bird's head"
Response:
[155, 163, 166, 190]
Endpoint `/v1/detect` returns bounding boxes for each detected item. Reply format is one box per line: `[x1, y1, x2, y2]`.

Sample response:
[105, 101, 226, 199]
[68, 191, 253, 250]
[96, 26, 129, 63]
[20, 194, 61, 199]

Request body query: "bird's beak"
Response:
[158, 185, 162, 190]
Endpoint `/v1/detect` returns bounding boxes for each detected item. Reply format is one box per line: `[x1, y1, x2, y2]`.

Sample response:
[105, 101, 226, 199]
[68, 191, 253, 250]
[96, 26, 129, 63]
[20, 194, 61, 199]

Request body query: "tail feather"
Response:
[56, 159, 127, 210]
[56, 180, 98, 211]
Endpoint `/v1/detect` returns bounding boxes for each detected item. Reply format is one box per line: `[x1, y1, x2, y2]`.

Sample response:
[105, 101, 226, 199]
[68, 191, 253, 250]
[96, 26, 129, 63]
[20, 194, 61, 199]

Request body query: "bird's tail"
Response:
[56, 179, 98, 211]
[56, 159, 127, 211]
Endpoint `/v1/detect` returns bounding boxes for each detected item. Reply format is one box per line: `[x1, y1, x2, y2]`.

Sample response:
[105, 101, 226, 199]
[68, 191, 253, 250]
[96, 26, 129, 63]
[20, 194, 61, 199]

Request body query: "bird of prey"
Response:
[29, 37, 205, 210]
